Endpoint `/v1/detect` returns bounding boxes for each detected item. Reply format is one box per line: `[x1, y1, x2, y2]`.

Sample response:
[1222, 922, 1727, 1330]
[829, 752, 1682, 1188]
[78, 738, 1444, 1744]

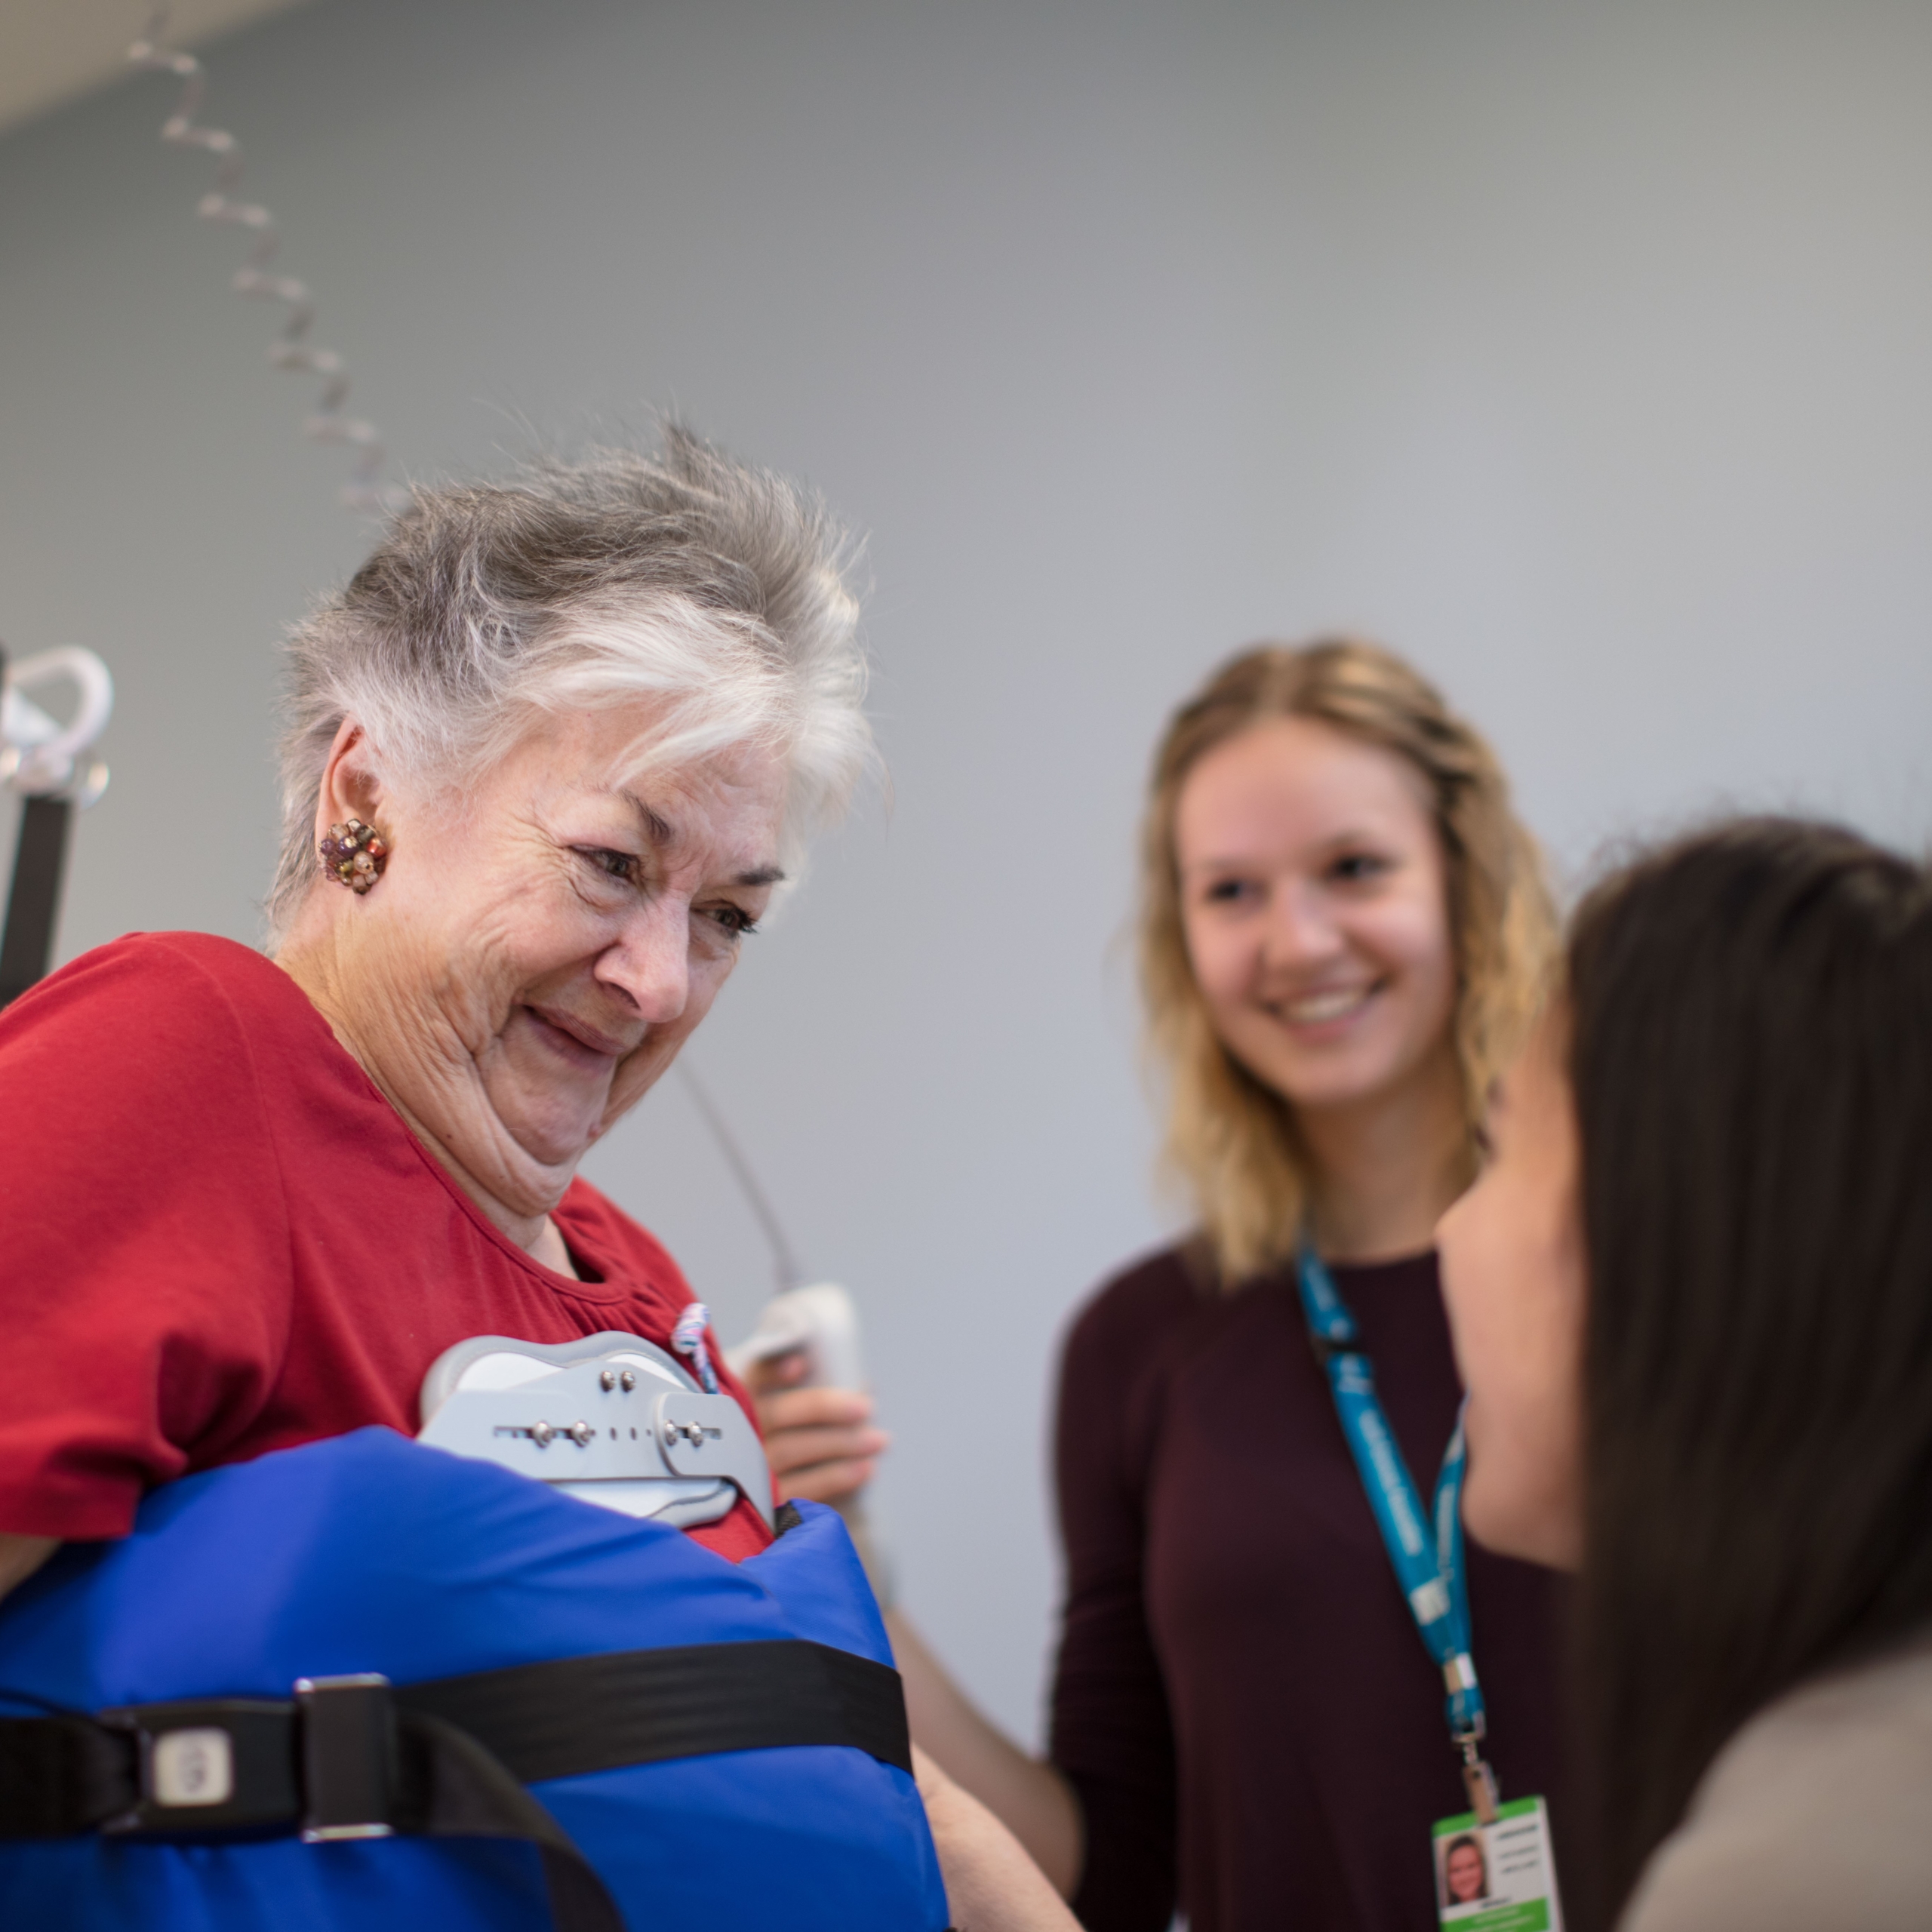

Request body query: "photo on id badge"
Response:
[1432, 1797, 1562, 1931]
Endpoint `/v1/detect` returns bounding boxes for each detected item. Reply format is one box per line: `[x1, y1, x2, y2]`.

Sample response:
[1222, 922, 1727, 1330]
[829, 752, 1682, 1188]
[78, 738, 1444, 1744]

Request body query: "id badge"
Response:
[1432, 1796, 1563, 1930]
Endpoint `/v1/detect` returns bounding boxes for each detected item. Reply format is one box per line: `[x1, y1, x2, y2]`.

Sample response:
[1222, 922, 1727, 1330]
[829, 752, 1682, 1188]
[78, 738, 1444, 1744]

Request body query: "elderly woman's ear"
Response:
[311, 722, 390, 865]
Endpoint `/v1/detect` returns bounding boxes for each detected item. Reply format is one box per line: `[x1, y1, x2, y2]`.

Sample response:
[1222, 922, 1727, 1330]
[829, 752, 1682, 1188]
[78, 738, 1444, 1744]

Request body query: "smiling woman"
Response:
[787, 641, 1574, 1929]
[0, 429, 866, 1564]
[0, 428, 1082, 1932]
[870, 641, 1570, 1931]
[1029, 644, 1574, 1932]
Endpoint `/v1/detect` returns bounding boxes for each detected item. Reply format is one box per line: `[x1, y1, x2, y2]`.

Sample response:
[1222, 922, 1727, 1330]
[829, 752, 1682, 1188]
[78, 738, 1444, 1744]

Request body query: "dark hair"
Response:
[1567, 817, 1932, 1921]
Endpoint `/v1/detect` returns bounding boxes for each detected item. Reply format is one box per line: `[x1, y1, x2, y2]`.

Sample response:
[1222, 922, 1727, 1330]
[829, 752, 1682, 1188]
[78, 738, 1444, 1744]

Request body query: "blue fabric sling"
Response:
[0, 1427, 949, 1931]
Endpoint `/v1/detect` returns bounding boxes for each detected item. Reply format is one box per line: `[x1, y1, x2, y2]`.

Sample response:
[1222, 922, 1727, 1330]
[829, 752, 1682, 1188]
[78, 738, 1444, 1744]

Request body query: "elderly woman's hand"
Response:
[744, 1347, 889, 1509]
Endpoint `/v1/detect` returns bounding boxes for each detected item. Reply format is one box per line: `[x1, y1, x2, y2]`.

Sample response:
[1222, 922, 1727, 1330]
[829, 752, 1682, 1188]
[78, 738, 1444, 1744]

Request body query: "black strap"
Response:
[395, 1711, 624, 1932]
[0, 1638, 912, 1932]
[398, 1639, 910, 1784]
[0, 1714, 129, 1835]
[0, 1701, 623, 1932]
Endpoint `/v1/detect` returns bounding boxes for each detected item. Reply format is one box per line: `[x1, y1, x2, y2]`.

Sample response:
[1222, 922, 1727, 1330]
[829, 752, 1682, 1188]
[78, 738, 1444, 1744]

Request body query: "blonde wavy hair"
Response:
[1140, 638, 1555, 1285]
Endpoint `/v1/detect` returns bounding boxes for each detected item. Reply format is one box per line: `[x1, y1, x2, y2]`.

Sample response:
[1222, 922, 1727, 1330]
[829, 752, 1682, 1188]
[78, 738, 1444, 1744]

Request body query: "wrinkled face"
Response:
[1436, 1016, 1588, 1569]
[335, 702, 786, 1211]
[1176, 715, 1458, 1119]
[1446, 1843, 1486, 1903]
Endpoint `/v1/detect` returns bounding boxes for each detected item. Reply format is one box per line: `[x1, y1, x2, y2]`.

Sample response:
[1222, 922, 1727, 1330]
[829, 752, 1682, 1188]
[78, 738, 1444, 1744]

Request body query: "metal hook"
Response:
[1, 646, 114, 806]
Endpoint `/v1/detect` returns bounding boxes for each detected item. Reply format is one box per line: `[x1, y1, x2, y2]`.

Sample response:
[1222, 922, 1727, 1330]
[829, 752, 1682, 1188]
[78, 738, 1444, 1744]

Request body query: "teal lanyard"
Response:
[1295, 1247, 1494, 1786]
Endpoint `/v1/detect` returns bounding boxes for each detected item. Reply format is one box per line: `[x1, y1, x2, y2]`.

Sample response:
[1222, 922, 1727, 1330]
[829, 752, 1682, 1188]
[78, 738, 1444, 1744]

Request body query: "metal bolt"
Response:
[568, 1420, 594, 1447]
[620, 1371, 636, 1392]
[530, 1421, 555, 1447]
[599, 1369, 616, 1391]
[663, 1423, 678, 1447]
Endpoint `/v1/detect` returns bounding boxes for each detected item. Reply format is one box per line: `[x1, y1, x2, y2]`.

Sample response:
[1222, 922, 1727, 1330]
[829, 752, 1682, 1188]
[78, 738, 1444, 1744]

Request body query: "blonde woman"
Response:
[755, 641, 1572, 1930]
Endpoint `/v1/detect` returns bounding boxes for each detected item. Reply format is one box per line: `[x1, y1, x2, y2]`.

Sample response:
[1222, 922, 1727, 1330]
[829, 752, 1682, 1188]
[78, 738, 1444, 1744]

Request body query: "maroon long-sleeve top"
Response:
[1049, 1244, 1571, 1932]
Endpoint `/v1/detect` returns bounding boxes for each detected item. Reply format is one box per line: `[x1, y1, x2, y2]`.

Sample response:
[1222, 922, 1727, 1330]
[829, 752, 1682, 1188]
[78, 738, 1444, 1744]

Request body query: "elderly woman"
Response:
[0, 430, 1072, 1931]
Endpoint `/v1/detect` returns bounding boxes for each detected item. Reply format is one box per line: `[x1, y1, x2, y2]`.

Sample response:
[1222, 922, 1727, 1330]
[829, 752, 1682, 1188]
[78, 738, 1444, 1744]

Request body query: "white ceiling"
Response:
[0, 0, 311, 138]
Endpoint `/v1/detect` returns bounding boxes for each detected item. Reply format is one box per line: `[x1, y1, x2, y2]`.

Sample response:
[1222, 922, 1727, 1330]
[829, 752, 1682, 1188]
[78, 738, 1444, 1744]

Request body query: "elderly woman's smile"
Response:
[279, 697, 788, 1261]
[520, 1003, 635, 1071]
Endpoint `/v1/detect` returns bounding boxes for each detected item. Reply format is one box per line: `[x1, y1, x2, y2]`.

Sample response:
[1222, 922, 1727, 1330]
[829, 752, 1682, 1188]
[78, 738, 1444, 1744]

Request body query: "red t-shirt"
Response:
[0, 931, 771, 1561]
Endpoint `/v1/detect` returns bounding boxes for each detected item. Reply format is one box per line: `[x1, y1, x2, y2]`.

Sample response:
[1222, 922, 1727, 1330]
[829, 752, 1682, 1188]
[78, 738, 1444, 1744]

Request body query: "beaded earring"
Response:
[318, 817, 389, 894]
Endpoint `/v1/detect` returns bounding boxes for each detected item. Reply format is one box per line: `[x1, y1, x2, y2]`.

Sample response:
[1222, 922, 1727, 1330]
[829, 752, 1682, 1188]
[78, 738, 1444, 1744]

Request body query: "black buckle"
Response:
[295, 1674, 398, 1841]
[97, 1700, 298, 1836]
[92, 1675, 398, 1841]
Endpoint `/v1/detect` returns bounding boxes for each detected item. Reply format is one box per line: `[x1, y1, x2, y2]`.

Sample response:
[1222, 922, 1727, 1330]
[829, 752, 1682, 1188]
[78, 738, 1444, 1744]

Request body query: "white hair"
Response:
[270, 427, 875, 937]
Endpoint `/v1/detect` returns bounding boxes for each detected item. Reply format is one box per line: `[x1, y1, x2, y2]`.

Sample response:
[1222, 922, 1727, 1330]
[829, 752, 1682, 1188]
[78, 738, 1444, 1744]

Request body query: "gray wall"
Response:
[3, 0, 1930, 1743]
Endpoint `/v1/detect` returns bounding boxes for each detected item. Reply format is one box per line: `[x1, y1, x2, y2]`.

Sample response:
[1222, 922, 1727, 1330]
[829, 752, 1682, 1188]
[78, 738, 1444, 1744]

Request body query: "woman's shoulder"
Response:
[1, 931, 297, 1035]
[0, 931, 316, 1071]
[1621, 1635, 1932, 1932]
[1061, 1238, 1218, 1380]
[0, 932, 343, 1192]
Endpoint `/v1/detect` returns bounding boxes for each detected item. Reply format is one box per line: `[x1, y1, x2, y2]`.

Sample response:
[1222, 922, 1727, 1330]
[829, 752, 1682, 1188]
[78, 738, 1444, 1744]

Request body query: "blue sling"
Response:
[0, 1427, 949, 1930]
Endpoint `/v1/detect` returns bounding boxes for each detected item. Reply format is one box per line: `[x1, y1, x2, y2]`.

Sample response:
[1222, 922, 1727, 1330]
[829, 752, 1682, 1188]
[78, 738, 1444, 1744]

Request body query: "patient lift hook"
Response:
[0, 643, 114, 1009]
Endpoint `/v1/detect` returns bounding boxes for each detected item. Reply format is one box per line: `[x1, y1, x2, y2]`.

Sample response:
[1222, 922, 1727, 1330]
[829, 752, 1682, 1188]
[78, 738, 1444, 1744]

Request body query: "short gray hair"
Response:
[270, 427, 875, 937]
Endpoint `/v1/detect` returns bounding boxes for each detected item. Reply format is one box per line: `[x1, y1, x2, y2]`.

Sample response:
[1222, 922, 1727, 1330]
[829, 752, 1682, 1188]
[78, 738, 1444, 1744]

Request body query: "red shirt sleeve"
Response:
[0, 938, 294, 1538]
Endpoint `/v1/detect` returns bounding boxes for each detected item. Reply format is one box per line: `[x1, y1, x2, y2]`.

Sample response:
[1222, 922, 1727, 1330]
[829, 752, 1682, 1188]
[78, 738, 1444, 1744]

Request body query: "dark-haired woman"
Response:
[1441, 816, 1932, 1931]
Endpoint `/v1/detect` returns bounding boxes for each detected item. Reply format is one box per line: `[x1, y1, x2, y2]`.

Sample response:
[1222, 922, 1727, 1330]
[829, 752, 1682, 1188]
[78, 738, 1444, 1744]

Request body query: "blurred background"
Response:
[2, 0, 1929, 1744]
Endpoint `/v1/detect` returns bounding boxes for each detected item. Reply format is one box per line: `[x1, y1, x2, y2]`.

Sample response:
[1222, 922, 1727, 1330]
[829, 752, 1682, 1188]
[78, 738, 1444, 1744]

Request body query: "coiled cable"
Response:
[126, 4, 405, 514]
